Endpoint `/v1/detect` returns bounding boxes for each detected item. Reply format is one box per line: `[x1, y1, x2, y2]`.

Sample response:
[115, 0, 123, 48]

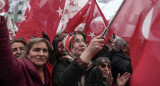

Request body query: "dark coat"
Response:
[111, 53, 132, 84]
[53, 57, 105, 86]
[93, 45, 110, 61]
[0, 17, 52, 86]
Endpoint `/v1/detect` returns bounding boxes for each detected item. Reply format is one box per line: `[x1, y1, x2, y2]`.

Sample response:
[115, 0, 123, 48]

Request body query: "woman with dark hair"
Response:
[53, 31, 105, 86]
[0, 16, 53, 86]
[49, 37, 63, 66]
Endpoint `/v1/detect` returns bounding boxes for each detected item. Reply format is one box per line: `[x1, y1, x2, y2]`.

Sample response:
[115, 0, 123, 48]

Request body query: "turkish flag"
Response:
[15, 0, 66, 43]
[15, 0, 43, 42]
[0, 0, 8, 13]
[129, 1, 160, 86]
[63, 0, 112, 43]
[111, 0, 155, 42]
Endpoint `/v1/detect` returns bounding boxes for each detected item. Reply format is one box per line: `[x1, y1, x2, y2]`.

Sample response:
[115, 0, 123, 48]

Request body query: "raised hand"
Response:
[80, 35, 105, 63]
[87, 35, 105, 55]
[117, 72, 131, 86]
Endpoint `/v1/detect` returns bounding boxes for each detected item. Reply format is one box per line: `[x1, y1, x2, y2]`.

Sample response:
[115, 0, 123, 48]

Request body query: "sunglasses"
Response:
[100, 63, 111, 69]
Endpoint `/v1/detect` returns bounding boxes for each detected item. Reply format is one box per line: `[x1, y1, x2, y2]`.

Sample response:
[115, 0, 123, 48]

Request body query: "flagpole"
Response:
[101, 0, 126, 38]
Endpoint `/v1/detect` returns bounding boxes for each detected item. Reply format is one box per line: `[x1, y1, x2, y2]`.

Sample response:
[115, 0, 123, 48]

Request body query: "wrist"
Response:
[79, 48, 92, 63]
[77, 57, 89, 68]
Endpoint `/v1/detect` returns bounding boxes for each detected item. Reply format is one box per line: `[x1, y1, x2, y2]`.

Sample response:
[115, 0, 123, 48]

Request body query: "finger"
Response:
[125, 73, 131, 79]
[122, 72, 128, 78]
[94, 35, 102, 39]
[117, 73, 120, 78]
[123, 72, 131, 79]
[97, 39, 105, 44]
[124, 74, 131, 81]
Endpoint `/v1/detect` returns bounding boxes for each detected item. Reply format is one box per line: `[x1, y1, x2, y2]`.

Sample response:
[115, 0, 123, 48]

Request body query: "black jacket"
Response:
[111, 53, 132, 82]
[53, 57, 104, 86]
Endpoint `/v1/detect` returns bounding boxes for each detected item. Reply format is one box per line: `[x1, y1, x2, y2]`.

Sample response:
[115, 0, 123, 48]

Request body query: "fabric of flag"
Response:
[7, 16, 16, 40]
[110, 0, 155, 42]
[129, 1, 160, 86]
[15, 0, 66, 43]
[8, 0, 24, 13]
[15, 0, 43, 42]
[0, 0, 8, 13]
[57, 0, 89, 34]
[63, 0, 112, 43]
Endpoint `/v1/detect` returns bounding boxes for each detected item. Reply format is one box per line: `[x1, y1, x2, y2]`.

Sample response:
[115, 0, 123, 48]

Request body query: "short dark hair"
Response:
[73, 31, 87, 44]
[10, 38, 27, 46]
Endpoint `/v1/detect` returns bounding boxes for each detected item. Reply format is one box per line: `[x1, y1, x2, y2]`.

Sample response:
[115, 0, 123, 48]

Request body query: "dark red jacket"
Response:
[0, 17, 53, 86]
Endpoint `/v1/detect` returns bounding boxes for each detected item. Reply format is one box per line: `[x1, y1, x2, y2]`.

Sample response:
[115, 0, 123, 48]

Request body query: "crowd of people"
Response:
[0, 16, 132, 86]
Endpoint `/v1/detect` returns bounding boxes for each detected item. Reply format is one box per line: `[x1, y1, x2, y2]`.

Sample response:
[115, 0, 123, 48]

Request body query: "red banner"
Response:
[130, 1, 160, 85]
[63, 0, 112, 43]
[16, 0, 66, 43]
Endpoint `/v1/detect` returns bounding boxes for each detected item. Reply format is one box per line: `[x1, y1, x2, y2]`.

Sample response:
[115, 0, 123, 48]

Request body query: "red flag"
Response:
[35, 0, 65, 43]
[111, 0, 155, 42]
[129, 1, 160, 86]
[16, 0, 66, 43]
[63, 0, 112, 43]
[0, 0, 8, 13]
[15, 0, 43, 42]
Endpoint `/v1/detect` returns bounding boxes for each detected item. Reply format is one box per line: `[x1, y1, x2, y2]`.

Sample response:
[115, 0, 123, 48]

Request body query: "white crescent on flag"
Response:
[0, 0, 5, 10]
[142, 7, 159, 40]
[142, 8, 153, 39]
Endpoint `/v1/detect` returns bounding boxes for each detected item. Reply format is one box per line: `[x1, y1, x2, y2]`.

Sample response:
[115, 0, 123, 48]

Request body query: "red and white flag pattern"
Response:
[0, 0, 8, 13]
[111, 0, 155, 42]
[109, 0, 160, 85]
[15, 0, 66, 43]
[129, 1, 160, 86]
[62, 0, 112, 43]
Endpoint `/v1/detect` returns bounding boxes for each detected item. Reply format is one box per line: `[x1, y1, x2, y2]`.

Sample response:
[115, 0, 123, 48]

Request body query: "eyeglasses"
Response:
[100, 63, 111, 69]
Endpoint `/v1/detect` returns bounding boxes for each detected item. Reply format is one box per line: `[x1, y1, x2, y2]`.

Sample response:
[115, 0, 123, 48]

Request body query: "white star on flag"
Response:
[21, 16, 26, 22]
[88, 1, 92, 5]
[89, 32, 95, 38]
[27, 4, 31, 12]
[57, 7, 63, 17]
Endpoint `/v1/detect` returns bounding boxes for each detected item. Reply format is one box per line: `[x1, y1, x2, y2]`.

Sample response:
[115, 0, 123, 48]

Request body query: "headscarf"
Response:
[62, 33, 75, 61]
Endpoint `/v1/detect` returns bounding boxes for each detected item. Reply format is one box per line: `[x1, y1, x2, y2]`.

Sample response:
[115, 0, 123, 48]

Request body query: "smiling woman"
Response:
[0, 16, 53, 86]
[10, 38, 26, 58]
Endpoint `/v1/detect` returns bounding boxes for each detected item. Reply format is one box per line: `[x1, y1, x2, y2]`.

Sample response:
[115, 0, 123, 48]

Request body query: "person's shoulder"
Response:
[57, 57, 69, 62]
[112, 53, 124, 58]
[56, 57, 71, 66]
[112, 53, 130, 62]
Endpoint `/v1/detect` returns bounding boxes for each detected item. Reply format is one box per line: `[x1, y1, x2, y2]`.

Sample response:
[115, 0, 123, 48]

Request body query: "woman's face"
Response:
[27, 42, 49, 67]
[11, 42, 26, 58]
[99, 62, 111, 78]
[72, 34, 87, 57]
[57, 42, 62, 53]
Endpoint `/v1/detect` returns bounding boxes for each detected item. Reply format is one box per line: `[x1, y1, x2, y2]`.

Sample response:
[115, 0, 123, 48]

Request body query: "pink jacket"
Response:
[0, 17, 53, 86]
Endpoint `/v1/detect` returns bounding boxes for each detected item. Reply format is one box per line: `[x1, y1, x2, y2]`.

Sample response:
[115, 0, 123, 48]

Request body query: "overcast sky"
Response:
[97, 0, 124, 20]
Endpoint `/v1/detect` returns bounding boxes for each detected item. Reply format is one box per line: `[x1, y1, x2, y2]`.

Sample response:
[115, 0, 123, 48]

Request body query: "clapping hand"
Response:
[117, 72, 131, 86]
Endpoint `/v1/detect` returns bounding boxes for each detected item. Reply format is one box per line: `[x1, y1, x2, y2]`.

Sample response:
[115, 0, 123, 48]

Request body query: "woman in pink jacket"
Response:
[0, 16, 53, 86]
